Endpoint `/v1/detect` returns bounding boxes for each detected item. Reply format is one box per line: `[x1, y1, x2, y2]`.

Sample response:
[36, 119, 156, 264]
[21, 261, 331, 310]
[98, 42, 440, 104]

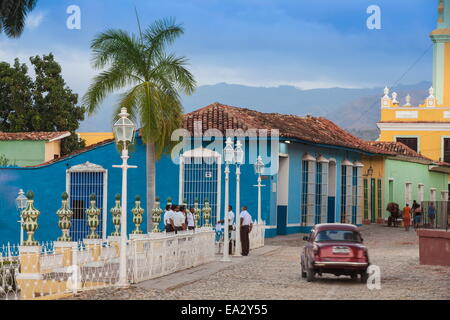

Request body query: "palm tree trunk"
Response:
[146, 142, 156, 232]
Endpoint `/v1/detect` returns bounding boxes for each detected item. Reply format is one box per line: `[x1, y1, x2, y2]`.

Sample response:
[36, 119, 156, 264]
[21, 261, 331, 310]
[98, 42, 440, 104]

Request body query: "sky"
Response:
[0, 0, 438, 96]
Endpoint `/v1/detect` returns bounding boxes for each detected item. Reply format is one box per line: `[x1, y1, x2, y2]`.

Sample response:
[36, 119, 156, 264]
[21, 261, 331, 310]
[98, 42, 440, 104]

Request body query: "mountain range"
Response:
[78, 81, 432, 141]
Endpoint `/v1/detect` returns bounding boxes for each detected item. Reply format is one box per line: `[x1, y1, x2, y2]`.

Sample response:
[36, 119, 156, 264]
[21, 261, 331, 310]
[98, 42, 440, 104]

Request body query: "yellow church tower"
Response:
[378, 0, 450, 163]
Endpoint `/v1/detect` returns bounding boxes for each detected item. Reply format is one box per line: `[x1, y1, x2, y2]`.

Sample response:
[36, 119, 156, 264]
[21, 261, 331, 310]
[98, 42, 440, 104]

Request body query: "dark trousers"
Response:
[240, 225, 250, 256]
[174, 226, 183, 234]
[165, 225, 174, 233]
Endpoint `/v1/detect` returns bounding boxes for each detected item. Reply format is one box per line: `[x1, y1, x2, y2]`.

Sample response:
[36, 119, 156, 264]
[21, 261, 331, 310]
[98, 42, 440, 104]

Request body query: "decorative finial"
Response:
[383, 87, 389, 97]
[89, 193, 97, 201]
[392, 92, 399, 104]
[429, 86, 435, 97]
[115, 193, 121, 200]
[61, 192, 69, 200]
[404, 94, 411, 107]
[438, 0, 444, 24]
[26, 190, 34, 200]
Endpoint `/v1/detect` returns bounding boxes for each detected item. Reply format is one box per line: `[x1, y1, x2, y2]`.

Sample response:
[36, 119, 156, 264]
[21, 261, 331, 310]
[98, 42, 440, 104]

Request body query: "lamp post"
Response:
[222, 137, 234, 262]
[234, 140, 244, 256]
[364, 166, 374, 223]
[16, 189, 27, 244]
[112, 107, 137, 287]
[254, 156, 265, 224]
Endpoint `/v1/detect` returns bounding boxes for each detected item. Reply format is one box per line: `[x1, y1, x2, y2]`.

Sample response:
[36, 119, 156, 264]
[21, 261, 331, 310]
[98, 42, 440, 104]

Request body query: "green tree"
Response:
[0, 54, 86, 155]
[0, 59, 34, 131]
[0, 0, 37, 38]
[83, 18, 196, 231]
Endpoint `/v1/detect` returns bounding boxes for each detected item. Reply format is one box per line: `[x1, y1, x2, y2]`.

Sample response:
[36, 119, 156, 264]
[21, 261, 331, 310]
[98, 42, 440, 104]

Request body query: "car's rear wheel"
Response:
[360, 271, 368, 283]
[306, 267, 315, 282]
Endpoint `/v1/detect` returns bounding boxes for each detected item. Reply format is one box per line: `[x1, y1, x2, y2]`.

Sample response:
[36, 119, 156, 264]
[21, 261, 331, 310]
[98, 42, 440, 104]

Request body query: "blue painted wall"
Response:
[0, 135, 365, 244]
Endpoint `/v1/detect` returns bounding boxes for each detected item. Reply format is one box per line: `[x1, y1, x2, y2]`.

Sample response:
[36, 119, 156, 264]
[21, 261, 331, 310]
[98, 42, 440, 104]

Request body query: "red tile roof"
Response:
[0, 131, 71, 141]
[184, 103, 391, 154]
[368, 141, 431, 161]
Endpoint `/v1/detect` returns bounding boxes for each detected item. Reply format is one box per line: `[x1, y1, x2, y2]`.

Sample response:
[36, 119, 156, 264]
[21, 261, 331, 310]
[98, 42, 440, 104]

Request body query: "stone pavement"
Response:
[65, 225, 450, 300]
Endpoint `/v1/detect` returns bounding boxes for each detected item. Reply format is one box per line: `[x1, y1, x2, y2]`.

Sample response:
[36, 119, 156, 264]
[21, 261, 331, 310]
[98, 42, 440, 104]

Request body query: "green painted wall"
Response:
[383, 158, 448, 217]
[0, 141, 45, 166]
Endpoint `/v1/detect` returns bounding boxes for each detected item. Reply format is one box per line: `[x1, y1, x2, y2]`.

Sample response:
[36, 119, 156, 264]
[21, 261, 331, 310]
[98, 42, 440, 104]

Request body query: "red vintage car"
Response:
[300, 223, 370, 282]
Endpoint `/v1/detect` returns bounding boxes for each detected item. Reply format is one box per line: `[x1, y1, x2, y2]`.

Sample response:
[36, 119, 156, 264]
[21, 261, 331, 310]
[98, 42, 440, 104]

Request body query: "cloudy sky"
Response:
[0, 0, 437, 96]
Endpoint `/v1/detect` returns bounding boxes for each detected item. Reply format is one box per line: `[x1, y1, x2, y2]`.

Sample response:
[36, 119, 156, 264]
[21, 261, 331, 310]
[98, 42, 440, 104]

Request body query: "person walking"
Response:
[240, 206, 253, 256]
[413, 204, 422, 229]
[187, 207, 196, 231]
[402, 203, 411, 231]
[163, 205, 174, 233]
[428, 202, 436, 228]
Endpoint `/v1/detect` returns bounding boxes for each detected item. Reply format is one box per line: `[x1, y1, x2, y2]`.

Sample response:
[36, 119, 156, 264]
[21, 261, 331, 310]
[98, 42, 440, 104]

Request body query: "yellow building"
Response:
[377, 0, 450, 177]
[77, 132, 114, 146]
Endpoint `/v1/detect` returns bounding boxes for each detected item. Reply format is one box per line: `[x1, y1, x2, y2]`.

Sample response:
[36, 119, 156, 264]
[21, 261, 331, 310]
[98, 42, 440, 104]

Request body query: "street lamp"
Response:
[222, 137, 234, 262]
[363, 165, 374, 223]
[234, 140, 244, 256]
[254, 156, 265, 224]
[112, 107, 137, 287]
[16, 189, 27, 244]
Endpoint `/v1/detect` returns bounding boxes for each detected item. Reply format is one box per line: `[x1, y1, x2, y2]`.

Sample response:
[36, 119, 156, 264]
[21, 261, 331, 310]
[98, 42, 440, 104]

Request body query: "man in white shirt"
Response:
[163, 205, 174, 232]
[187, 207, 195, 231]
[172, 205, 185, 234]
[219, 205, 235, 254]
[240, 206, 253, 256]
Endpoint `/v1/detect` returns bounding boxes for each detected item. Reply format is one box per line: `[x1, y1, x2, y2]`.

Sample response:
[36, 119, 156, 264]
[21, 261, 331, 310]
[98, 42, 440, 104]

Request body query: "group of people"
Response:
[402, 200, 436, 231]
[218, 205, 254, 256]
[162, 204, 254, 256]
[163, 204, 196, 233]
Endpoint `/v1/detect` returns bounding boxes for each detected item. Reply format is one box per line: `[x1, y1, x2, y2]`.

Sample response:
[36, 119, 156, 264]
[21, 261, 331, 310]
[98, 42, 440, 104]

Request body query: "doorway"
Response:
[327, 160, 336, 222]
[277, 156, 289, 235]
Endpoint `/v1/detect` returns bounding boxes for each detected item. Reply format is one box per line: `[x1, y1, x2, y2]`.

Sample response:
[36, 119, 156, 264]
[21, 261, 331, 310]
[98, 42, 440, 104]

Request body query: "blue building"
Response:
[0, 103, 386, 244]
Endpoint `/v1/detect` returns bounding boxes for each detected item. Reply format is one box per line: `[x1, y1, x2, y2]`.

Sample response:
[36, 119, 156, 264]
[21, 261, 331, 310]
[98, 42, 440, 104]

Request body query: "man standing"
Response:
[172, 205, 185, 234]
[240, 206, 253, 256]
[163, 205, 174, 233]
[187, 207, 196, 231]
[219, 205, 235, 254]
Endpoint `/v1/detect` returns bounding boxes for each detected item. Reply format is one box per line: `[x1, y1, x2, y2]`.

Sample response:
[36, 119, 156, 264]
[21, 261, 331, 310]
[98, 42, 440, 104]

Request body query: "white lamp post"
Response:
[222, 137, 234, 262]
[254, 156, 265, 224]
[112, 107, 137, 287]
[234, 140, 244, 256]
[16, 189, 27, 244]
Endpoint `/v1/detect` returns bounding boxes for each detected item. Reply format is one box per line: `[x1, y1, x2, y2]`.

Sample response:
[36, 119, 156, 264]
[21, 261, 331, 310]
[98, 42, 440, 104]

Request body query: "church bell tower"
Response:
[431, 0, 450, 106]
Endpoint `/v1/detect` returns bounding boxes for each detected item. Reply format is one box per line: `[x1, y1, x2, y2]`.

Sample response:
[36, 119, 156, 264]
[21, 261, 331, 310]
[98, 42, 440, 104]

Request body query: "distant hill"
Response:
[78, 81, 432, 141]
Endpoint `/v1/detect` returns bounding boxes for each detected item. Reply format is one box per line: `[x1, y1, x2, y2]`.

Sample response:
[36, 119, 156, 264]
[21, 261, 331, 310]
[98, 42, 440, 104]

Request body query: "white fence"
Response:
[249, 223, 266, 250]
[1, 224, 265, 300]
[130, 228, 215, 283]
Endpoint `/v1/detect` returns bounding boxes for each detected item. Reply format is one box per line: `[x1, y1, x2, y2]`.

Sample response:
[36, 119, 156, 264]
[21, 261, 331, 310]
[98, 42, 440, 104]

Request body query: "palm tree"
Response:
[83, 18, 196, 232]
[0, 0, 37, 38]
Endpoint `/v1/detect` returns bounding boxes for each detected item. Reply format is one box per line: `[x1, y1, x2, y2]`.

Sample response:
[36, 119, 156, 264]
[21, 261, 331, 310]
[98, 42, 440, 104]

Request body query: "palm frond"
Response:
[82, 63, 138, 115]
[0, 0, 37, 38]
[143, 17, 184, 57]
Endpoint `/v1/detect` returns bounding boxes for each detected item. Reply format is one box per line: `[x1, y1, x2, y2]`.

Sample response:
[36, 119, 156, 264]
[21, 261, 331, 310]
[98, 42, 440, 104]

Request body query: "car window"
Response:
[315, 230, 362, 242]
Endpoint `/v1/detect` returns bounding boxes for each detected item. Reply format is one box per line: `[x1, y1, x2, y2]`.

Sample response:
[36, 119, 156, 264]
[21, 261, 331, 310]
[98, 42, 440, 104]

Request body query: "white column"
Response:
[234, 165, 242, 256]
[257, 175, 262, 224]
[113, 149, 137, 287]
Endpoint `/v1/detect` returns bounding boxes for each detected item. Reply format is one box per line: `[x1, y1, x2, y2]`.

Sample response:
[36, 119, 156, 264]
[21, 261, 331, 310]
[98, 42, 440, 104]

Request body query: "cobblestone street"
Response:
[66, 225, 450, 300]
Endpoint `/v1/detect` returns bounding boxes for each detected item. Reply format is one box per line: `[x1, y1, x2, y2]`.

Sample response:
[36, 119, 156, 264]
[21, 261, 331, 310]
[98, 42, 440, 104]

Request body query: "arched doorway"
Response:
[327, 159, 337, 222]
